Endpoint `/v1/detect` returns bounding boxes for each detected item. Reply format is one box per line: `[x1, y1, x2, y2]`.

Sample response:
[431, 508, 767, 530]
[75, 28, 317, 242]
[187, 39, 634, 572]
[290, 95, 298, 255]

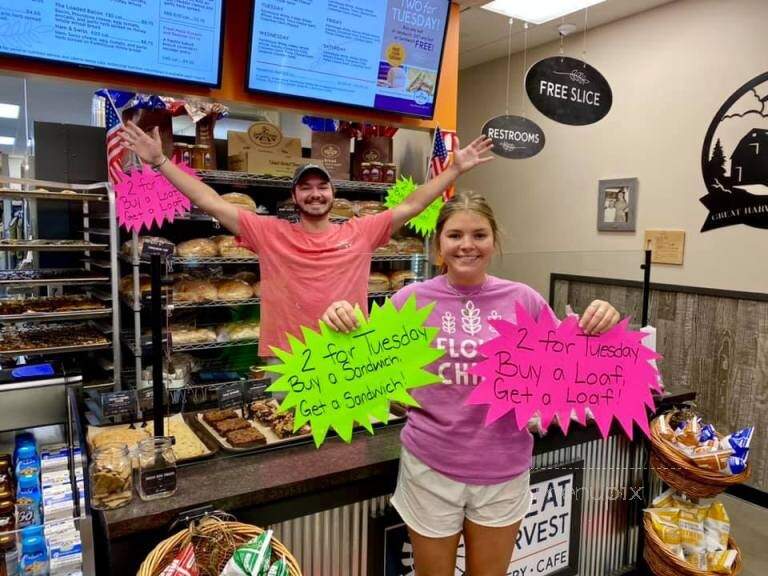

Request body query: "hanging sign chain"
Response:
[521, 22, 529, 115]
[505, 18, 514, 115]
[582, 7, 590, 65]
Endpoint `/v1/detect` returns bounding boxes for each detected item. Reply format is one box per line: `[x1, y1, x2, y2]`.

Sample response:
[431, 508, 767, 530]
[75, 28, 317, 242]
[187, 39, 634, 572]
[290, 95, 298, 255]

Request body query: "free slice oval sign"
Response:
[481, 115, 545, 159]
[526, 56, 612, 125]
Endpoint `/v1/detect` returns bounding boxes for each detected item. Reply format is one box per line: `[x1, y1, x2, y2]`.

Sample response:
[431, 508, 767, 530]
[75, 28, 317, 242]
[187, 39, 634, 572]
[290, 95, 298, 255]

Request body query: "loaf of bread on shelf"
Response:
[221, 192, 257, 211]
[212, 235, 256, 258]
[215, 279, 254, 301]
[368, 272, 391, 292]
[397, 237, 424, 255]
[121, 236, 175, 257]
[170, 325, 217, 345]
[173, 279, 217, 302]
[357, 201, 386, 216]
[176, 238, 218, 258]
[119, 274, 151, 296]
[217, 321, 260, 342]
[251, 281, 260, 296]
[390, 270, 418, 289]
[374, 239, 399, 255]
[232, 271, 259, 284]
[330, 198, 355, 219]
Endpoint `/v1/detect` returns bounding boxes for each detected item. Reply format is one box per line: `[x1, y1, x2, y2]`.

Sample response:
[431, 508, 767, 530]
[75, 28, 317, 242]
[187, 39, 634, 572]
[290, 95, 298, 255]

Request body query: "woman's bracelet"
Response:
[151, 156, 168, 171]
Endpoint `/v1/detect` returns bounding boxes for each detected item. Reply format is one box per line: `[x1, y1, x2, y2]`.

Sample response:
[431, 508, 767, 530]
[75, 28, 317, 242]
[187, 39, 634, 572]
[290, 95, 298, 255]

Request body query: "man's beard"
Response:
[296, 201, 332, 219]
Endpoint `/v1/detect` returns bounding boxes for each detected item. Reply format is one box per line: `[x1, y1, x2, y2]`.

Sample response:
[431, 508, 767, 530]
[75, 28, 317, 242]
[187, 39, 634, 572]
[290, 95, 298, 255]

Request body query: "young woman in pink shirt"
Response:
[324, 192, 619, 576]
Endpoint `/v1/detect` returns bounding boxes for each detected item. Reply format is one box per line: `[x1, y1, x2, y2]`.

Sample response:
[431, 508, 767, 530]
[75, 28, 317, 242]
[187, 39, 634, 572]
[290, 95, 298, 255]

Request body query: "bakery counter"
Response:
[94, 387, 695, 575]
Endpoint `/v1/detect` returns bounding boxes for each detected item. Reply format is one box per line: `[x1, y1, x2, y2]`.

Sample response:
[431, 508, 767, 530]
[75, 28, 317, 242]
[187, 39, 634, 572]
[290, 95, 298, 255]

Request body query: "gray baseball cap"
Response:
[291, 163, 333, 190]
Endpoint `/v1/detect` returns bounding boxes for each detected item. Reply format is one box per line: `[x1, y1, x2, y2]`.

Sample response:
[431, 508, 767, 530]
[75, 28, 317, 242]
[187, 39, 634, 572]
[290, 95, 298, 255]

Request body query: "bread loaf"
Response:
[176, 238, 218, 258]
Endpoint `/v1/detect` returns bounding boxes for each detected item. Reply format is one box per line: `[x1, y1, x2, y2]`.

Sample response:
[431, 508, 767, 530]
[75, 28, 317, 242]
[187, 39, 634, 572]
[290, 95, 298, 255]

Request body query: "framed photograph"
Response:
[597, 178, 638, 231]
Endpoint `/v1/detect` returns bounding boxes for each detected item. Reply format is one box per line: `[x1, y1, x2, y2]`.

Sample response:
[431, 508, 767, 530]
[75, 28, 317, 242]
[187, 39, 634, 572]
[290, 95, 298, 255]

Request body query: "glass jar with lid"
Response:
[89, 443, 133, 510]
[137, 437, 177, 501]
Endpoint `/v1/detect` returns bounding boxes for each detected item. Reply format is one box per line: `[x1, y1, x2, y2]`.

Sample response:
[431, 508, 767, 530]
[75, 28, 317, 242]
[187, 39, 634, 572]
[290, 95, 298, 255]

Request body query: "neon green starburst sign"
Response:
[266, 295, 444, 447]
[384, 176, 444, 237]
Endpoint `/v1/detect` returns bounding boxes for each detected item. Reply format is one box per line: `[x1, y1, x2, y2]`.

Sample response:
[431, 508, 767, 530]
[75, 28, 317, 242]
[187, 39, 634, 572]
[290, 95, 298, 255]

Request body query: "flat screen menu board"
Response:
[0, 1, 224, 87]
[247, 0, 451, 119]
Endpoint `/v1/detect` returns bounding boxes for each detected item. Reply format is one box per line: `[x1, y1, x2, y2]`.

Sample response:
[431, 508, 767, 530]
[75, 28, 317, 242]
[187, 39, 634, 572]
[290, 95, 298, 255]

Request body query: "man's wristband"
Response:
[151, 156, 168, 171]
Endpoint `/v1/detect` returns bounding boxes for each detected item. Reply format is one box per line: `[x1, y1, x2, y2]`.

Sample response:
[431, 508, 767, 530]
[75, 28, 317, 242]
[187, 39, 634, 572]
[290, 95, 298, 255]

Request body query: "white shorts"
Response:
[390, 447, 531, 539]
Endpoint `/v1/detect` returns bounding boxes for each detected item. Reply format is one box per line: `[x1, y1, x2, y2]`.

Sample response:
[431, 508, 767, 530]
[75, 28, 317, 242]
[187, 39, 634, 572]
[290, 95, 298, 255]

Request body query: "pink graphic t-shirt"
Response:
[391, 275, 549, 485]
[237, 210, 392, 356]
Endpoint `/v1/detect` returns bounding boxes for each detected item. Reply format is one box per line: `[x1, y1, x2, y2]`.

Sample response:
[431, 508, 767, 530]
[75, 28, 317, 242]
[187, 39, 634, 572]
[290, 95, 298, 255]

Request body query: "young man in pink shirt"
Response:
[119, 122, 493, 355]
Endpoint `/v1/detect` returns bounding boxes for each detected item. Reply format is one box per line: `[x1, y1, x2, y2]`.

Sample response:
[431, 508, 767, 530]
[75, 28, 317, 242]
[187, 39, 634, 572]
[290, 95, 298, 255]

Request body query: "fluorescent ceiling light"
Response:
[0, 103, 20, 119]
[0, 136, 16, 145]
[481, 0, 607, 24]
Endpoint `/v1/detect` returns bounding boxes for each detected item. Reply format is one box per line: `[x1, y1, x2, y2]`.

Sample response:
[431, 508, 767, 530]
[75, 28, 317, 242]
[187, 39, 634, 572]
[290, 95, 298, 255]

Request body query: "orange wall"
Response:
[0, 1, 458, 130]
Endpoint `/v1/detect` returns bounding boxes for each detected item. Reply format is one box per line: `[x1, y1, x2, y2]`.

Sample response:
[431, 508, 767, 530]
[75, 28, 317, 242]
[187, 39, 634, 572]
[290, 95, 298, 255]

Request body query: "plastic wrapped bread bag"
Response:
[267, 556, 290, 576]
[159, 541, 199, 576]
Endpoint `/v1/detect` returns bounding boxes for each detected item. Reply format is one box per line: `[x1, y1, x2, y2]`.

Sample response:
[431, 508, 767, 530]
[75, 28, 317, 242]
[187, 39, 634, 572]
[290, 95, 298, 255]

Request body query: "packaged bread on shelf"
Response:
[121, 236, 175, 257]
[221, 192, 257, 211]
[397, 237, 424, 255]
[119, 274, 151, 297]
[233, 271, 259, 284]
[176, 238, 218, 258]
[173, 278, 217, 302]
[212, 235, 256, 258]
[330, 198, 355, 219]
[357, 200, 386, 216]
[215, 279, 254, 301]
[368, 272, 391, 292]
[217, 321, 260, 342]
[390, 270, 418, 289]
[170, 325, 217, 345]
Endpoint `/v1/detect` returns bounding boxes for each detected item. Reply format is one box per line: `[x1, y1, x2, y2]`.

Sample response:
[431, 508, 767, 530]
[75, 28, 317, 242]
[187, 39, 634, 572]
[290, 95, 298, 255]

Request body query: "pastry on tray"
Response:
[212, 417, 251, 435]
[249, 399, 280, 424]
[225, 427, 266, 447]
[203, 409, 238, 424]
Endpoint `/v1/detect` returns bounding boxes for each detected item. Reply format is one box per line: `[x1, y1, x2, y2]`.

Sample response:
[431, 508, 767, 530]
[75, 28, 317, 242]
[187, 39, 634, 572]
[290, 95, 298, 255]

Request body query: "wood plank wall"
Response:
[551, 275, 768, 493]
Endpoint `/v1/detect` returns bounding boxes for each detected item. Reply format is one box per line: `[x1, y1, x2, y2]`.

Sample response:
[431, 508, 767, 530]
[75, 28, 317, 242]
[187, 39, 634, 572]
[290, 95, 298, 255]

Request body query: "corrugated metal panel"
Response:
[272, 441, 652, 576]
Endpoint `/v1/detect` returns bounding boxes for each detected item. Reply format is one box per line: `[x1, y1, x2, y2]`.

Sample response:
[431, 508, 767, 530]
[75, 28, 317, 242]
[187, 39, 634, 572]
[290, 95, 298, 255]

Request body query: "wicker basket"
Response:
[643, 515, 742, 576]
[137, 519, 302, 576]
[648, 417, 751, 499]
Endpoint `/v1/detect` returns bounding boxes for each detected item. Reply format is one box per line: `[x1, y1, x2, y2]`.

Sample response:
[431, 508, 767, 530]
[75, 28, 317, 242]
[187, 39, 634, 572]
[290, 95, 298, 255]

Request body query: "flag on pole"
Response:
[102, 94, 124, 184]
[429, 127, 457, 200]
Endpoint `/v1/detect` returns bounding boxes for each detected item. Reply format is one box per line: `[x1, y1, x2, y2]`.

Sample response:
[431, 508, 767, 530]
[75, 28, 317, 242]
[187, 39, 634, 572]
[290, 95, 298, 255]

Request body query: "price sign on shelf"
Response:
[115, 162, 197, 233]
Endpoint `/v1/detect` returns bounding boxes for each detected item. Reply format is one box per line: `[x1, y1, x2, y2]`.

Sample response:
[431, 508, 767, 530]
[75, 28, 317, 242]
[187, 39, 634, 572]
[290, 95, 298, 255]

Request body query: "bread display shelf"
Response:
[198, 170, 391, 194]
[367, 291, 398, 299]
[0, 308, 113, 323]
[371, 254, 426, 262]
[0, 341, 111, 357]
[120, 253, 259, 266]
[121, 295, 261, 312]
[0, 269, 110, 287]
[0, 239, 108, 251]
[122, 334, 259, 355]
[0, 188, 106, 201]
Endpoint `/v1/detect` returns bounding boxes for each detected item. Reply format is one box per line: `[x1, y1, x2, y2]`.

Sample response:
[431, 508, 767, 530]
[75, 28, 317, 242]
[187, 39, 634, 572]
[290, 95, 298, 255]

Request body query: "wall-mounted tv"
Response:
[0, 0, 225, 87]
[246, 0, 451, 119]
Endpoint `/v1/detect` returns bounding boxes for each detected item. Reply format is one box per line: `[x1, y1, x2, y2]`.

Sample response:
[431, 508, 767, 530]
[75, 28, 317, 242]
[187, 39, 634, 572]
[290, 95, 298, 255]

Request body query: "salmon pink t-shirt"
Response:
[237, 210, 392, 356]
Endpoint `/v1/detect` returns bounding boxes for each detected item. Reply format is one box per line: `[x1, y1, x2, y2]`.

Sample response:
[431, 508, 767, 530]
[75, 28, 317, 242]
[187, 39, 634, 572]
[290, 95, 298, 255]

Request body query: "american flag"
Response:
[429, 127, 456, 199]
[103, 95, 124, 184]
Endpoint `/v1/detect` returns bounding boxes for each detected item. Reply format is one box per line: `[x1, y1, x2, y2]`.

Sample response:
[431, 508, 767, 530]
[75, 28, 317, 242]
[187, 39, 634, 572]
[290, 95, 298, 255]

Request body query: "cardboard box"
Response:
[228, 122, 302, 158]
[228, 151, 306, 177]
[352, 136, 393, 180]
[311, 132, 351, 180]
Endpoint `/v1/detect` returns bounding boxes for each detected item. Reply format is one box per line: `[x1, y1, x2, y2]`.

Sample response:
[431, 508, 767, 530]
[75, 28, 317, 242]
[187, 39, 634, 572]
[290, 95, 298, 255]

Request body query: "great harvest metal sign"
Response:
[526, 56, 612, 126]
[481, 115, 546, 159]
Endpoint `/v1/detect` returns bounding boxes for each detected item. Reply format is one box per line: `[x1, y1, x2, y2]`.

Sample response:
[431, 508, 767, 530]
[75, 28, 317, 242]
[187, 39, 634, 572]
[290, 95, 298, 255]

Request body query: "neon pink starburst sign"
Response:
[467, 304, 662, 439]
[115, 162, 195, 233]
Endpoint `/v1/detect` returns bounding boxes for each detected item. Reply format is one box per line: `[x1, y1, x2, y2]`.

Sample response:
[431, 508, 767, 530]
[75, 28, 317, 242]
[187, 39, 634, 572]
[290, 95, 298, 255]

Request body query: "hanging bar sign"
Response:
[526, 56, 612, 125]
[482, 115, 545, 159]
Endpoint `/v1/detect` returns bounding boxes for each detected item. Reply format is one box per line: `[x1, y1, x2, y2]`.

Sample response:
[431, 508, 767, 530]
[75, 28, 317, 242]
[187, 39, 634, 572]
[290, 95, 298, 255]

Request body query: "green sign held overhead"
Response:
[267, 295, 444, 447]
[385, 176, 444, 237]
